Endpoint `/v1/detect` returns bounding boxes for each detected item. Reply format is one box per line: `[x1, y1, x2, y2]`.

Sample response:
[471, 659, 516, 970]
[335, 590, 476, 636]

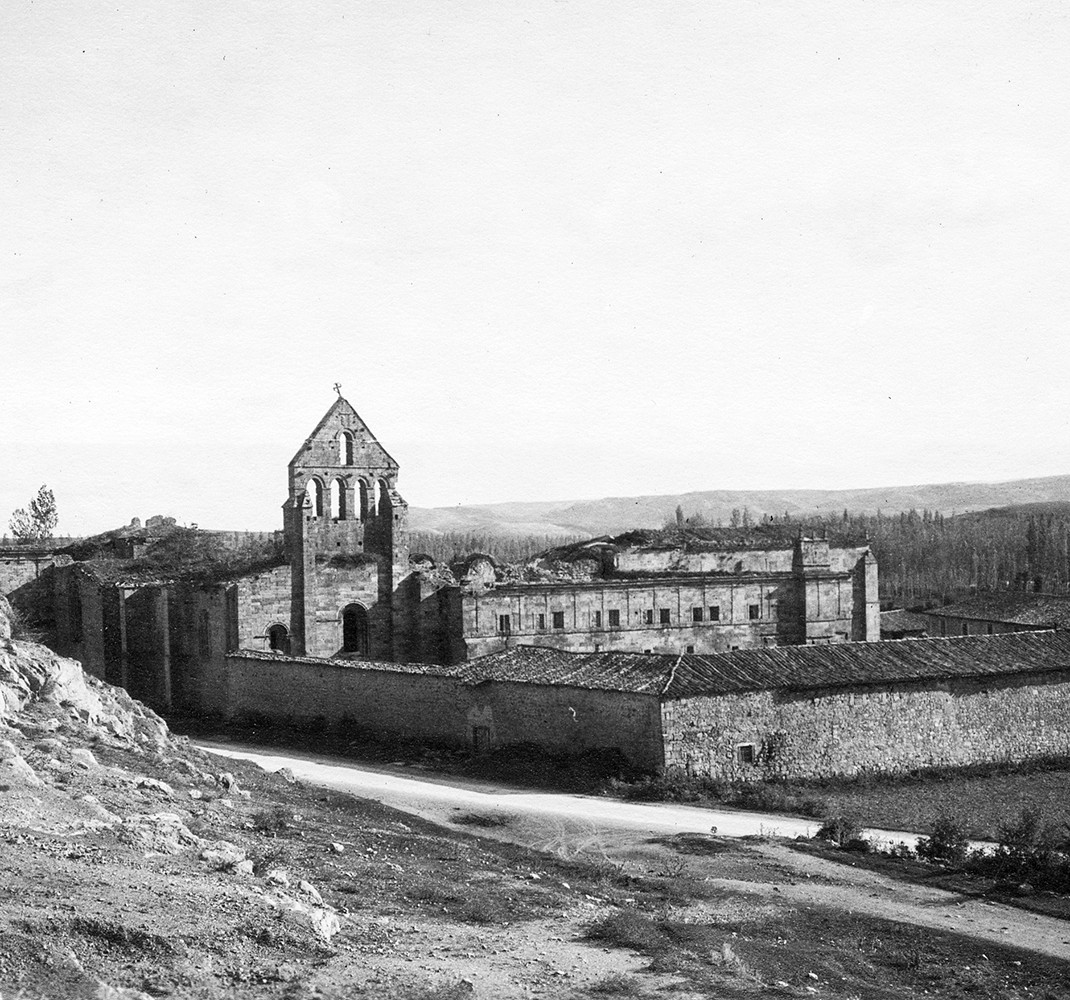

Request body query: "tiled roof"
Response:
[663, 630, 1070, 697]
[925, 593, 1070, 628]
[228, 647, 672, 693]
[469, 631, 1070, 698]
[232, 631, 1070, 699]
[879, 609, 930, 634]
[460, 646, 672, 694]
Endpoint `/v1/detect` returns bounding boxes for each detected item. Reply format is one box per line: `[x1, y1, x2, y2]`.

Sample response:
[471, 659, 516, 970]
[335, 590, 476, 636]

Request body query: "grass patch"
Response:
[613, 772, 827, 818]
[585, 909, 667, 952]
[452, 811, 515, 829]
[585, 972, 645, 995]
[251, 803, 293, 836]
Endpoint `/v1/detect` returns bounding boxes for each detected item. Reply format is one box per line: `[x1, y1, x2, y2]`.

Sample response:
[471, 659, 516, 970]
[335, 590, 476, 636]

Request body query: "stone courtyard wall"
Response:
[216, 653, 663, 768]
[662, 669, 1070, 781]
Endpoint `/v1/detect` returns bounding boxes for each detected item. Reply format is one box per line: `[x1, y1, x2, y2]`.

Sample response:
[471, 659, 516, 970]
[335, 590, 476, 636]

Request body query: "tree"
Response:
[9, 485, 58, 543]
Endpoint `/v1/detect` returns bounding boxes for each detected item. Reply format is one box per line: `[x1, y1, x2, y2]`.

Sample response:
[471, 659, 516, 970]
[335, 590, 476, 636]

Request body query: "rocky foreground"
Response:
[0, 600, 674, 999]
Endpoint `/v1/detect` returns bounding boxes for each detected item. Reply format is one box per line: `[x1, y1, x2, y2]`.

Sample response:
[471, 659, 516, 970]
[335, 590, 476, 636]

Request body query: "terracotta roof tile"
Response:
[926, 593, 1070, 628]
[879, 609, 930, 634]
[232, 630, 1070, 699]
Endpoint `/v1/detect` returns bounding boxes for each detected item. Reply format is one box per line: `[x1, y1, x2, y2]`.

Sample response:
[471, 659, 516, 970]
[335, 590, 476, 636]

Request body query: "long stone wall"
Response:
[662, 670, 1070, 781]
[216, 653, 664, 768]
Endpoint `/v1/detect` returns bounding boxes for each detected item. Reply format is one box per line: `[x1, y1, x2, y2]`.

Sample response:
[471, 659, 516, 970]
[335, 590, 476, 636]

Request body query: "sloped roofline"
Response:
[288, 396, 400, 470]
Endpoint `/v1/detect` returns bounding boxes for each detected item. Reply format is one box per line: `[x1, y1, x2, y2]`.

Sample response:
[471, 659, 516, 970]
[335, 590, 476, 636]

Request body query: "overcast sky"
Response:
[3, 1, 1069, 536]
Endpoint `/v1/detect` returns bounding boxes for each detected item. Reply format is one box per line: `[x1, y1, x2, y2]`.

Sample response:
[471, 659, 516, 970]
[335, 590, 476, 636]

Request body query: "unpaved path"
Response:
[199, 742, 919, 843]
[202, 741, 1070, 962]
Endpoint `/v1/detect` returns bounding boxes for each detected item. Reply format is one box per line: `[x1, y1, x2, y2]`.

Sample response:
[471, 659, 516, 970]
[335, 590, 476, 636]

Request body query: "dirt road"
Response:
[201, 740, 1070, 962]
[199, 741, 921, 844]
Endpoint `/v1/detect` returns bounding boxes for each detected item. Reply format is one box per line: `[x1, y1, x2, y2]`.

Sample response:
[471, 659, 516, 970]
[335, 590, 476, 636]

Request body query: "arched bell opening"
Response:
[306, 478, 324, 517]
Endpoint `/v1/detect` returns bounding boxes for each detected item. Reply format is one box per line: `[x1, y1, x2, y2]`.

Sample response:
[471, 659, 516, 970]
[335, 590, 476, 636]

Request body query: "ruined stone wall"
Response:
[123, 587, 168, 708]
[662, 670, 1070, 781]
[217, 653, 663, 767]
[614, 548, 794, 575]
[52, 565, 106, 679]
[0, 550, 70, 626]
[463, 578, 797, 659]
[0, 549, 70, 598]
[233, 566, 292, 650]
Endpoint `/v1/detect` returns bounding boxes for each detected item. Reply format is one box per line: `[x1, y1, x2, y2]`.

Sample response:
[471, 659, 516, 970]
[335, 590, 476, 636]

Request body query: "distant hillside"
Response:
[408, 474, 1070, 537]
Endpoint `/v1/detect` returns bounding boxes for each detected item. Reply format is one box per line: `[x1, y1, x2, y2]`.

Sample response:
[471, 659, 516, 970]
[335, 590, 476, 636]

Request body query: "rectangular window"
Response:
[691, 607, 703, 623]
[737, 743, 756, 765]
[537, 613, 546, 630]
[498, 614, 511, 634]
[659, 608, 671, 625]
[643, 609, 654, 625]
[685, 644, 695, 653]
[608, 609, 621, 627]
[709, 606, 720, 621]
[962, 623, 969, 635]
[749, 604, 760, 620]
[593, 610, 602, 629]
[552, 611, 565, 630]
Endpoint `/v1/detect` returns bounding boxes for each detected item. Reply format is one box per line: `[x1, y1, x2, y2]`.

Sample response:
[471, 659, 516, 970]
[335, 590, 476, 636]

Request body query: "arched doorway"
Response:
[342, 603, 369, 655]
[267, 623, 290, 654]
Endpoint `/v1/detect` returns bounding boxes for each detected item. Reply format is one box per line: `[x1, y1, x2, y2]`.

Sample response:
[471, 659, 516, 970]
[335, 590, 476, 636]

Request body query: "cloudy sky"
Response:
[3, 1, 1069, 535]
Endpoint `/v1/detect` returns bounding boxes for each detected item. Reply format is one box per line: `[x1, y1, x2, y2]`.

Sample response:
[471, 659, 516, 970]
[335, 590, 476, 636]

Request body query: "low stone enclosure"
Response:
[205, 630, 1070, 781]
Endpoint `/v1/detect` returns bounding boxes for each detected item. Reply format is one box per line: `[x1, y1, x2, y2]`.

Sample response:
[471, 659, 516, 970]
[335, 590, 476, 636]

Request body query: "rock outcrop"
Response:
[0, 603, 167, 748]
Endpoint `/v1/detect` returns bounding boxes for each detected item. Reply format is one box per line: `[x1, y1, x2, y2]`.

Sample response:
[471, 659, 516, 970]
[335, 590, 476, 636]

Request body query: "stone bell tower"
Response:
[282, 396, 409, 659]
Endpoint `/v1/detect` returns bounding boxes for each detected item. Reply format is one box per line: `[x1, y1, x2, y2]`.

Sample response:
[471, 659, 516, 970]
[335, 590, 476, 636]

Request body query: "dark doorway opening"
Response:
[342, 603, 369, 655]
[268, 623, 290, 654]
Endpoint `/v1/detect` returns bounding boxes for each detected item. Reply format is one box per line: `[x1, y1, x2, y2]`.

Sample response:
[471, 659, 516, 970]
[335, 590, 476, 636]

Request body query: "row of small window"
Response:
[497, 604, 762, 634]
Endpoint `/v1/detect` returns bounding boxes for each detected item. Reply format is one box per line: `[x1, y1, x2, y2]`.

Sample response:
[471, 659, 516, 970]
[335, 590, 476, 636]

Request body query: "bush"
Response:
[616, 770, 717, 803]
[917, 813, 970, 864]
[252, 804, 292, 836]
[815, 813, 864, 846]
[887, 840, 916, 860]
[995, 808, 1059, 868]
[585, 909, 666, 952]
[960, 807, 1070, 892]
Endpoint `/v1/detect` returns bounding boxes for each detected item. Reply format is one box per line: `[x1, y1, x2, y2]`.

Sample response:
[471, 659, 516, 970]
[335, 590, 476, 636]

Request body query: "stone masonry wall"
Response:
[234, 566, 292, 650]
[662, 670, 1070, 781]
[217, 653, 663, 767]
[0, 550, 70, 627]
[464, 579, 797, 659]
